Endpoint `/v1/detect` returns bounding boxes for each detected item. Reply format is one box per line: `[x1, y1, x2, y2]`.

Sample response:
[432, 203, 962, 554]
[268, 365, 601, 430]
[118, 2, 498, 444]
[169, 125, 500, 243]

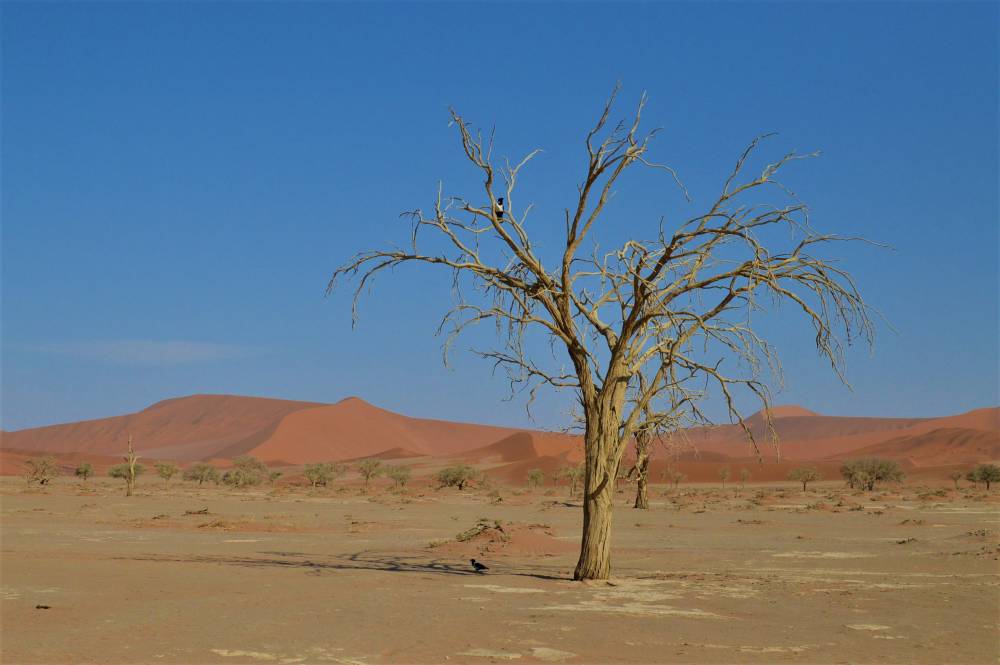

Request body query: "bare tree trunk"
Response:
[632, 431, 650, 510]
[575, 462, 615, 580]
[574, 399, 625, 581]
[124, 435, 138, 498]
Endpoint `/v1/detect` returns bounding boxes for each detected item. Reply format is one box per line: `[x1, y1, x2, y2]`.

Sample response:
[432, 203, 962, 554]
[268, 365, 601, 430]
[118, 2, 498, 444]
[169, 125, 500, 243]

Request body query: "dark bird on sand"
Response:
[470, 558, 489, 574]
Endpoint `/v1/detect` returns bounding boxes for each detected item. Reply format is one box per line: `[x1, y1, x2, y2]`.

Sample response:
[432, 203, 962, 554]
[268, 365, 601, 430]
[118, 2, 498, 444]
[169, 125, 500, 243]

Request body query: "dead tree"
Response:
[124, 435, 139, 497]
[330, 86, 876, 580]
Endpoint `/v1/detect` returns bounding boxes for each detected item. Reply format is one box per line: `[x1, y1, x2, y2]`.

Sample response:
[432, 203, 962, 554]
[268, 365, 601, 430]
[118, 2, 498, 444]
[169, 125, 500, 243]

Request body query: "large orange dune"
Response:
[243, 397, 524, 463]
[2, 395, 997, 479]
[0, 394, 324, 461]
[679, 407, 999, 461]
[830, 427, 1000, 466]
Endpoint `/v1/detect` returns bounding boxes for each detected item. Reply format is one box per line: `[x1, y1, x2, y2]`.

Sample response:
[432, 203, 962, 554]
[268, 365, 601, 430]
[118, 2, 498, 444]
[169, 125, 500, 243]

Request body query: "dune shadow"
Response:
[115, 550, 567, 581]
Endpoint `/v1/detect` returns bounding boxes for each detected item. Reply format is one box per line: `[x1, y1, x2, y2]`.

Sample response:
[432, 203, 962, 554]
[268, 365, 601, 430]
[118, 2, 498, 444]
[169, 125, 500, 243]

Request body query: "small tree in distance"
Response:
[184, 462, 219, 486]
[75, 463, 94, 483]
[665, 469, 685, 490]
[526, 468, 545, 489]
[967, 464, 1000, 490]
[556, 464, 585, 497]
[223, 456, 270, 488]
[304, 462, 345, 488]
[357, 459, 383, 494]
[120, 435, 140, 496]
[840, 458, 904, 492]
[24, 457, 59, 486]
[109, 463, 144, 491]
[437, 465, 477, 491]
[788, 465, 821, 491]
[948, 471, 963, 489]
[738, 468, 751, 494]
[386, 465, 411, 491]
[268, 470, 283, 486]
[718, 467, 731, 489]
[155, 462, 179, 487]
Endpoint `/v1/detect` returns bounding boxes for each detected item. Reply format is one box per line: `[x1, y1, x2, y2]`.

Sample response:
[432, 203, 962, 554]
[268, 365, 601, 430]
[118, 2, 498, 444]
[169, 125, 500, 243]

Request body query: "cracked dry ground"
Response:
[2, 480, 997, 664]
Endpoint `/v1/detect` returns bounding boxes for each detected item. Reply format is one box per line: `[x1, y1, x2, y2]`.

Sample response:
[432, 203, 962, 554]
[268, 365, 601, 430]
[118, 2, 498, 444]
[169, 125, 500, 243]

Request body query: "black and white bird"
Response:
[493, 197, 505, 220]
[470, 558, 489, 574]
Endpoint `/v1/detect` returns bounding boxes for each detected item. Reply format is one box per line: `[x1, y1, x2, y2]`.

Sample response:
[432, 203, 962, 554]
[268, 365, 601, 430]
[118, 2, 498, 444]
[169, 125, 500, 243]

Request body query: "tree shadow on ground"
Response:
[115, 550, 568, 581]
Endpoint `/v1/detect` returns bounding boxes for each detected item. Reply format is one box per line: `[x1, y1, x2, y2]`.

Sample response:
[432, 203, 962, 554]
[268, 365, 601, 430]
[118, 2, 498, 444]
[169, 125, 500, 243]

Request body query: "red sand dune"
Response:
[830, 427, 1000, 467]
[0, 394, 324, 461]
[3, 395, 996, 481]
[458, 432, 582, 464]
[244, 397, 523, 464]
[681, 406, 999, 461]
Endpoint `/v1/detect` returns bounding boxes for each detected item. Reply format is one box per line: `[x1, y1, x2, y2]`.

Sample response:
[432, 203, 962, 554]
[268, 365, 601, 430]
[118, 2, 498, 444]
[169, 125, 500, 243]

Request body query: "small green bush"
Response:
[155, 462, 180, 486]
[788, 465, 821, 491]
[436, 464, 477, 491]
[840, 458, 904, 491]
[526, 468, 545, 489]
[966, 464, 1000, 490]
[222, 456, 269, 488]
[357, 459, 383, 493]
[109, 463, 144, 480]
[183, 463, 220, 486]
[304, 462, 345, 488]
[386, 465, 411, 490]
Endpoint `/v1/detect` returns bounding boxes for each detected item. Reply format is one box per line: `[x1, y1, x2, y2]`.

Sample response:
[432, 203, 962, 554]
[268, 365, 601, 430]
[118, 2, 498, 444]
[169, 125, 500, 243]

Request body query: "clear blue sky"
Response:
[2, 2, 997, 431]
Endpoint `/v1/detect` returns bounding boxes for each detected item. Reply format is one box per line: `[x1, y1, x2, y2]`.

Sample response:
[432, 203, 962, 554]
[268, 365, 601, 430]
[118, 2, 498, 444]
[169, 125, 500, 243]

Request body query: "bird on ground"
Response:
[494, 198, 505, 220]
[470, 558, 489, 574]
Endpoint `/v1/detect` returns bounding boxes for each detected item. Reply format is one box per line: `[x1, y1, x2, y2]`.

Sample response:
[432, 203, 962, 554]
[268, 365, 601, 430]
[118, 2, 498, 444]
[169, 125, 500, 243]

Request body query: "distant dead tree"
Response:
[24, 456, 59, 486]
[330, 86, 877, 579]
[109, 437, 143, 496]
[718, 467, 732, 489]
[665, 468, 686, 490]
[738, 468, 751, 494]
[122, 435, 140, 496]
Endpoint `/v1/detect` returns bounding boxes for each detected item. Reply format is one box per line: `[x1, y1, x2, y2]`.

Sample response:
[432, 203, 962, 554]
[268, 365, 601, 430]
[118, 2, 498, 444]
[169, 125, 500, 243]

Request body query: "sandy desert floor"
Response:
[2, 478, 998, 665]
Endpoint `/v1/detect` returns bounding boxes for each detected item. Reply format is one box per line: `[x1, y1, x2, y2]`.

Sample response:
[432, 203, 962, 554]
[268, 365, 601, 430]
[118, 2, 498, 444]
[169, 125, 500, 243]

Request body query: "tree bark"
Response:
[574, 395, 626, 580]
[574, 466, 615, 580]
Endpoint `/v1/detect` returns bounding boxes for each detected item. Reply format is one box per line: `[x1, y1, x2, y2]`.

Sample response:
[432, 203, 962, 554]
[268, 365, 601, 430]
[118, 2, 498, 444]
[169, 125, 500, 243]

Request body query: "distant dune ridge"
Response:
[1, 394, 997, 479]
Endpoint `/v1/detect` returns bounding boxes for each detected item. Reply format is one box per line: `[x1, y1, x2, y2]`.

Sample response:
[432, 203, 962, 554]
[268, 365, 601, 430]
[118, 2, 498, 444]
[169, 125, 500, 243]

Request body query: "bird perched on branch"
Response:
[493, 198, 505, 220]
[470, 558, 489, 574]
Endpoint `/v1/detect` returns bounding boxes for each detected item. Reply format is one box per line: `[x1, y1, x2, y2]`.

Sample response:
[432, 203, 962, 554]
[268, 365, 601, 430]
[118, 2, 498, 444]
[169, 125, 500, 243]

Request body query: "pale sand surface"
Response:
[2, 479, 997, 664]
